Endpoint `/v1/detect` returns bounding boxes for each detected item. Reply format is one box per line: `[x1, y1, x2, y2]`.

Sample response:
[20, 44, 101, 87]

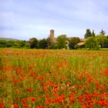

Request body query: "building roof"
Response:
[77, 42, 85, 46]
[77, 39, 86, 46]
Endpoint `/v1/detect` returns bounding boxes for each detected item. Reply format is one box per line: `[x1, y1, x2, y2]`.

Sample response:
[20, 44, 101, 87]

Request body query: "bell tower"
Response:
[50, 29, 54, 40]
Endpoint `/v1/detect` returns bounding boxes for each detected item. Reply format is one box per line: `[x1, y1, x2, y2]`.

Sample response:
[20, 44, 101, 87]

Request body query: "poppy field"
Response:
[0, 49, 108, 108]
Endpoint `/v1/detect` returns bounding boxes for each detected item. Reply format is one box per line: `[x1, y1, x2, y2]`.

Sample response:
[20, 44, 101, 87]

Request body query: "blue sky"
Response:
[0, 0, 108, 40]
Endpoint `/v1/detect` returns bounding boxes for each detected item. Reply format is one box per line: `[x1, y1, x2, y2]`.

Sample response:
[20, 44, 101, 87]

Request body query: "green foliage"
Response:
[46, 37, 54, 49]
[69, 37, 80, 49]
[96, 35, 108, 48]
[56, 34, 67, 49]
[29, 37, 38, 48]
[84, 29, 92, 38]
[100, 29, 105, 35]
[6, 40, 14, 47]
[91, 30, 95, 37]
[0, 40, 7, 48]
[38, 39, 48, 49]
[0, 40, 29, 48]
[12, 41, 20, 48]
[85, 37, 99, 50]
[10, 40, 28, 48]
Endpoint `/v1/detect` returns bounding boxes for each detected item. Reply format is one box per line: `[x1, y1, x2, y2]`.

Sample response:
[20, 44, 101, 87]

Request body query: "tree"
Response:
[18, 40, 26, 48]
[29, 37, 38, 48]
[84, 29, 92, 38]
[56, 34, 67, 49]
[91, 30, 95, 37]
[100, 29, 105, 35]
[69, 37, 80, 49]
[96, 35, 108, 48]
[46, 37, 54, 49]
[85, 37, 99, 50]
[6, 40, 14, 48]
[104, 38, 108, 48]
[38, 38, 48, 49]
[0, 40, 29, 48]
[12, 40, 21, 48]
[0, 40, 7, 48]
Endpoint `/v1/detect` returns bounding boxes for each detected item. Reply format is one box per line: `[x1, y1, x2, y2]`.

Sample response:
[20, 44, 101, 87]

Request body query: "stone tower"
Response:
[50, 29, 54, 41]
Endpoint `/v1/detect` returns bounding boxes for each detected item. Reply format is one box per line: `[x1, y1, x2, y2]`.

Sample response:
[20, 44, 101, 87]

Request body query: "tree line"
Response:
[0, 35, 80, 49]
[0, 29, 108, 49]
[84, 29, 108, 49]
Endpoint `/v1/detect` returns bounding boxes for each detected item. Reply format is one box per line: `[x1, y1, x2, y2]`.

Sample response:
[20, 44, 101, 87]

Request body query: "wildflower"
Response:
[13, 104, 18, 108]
[45, 94, 49, 98]
[68, 93, 75, 101]
[45, 99, 52, 104]
[57, 61, 63, 68]
[13, 78, 19, 84]
[43, 86, 48, 92]
[102, 68, 108, 77]
[0, 102, 5, 108]
[16, 68, 21, 74]
[53, 93, 58, 97]
[30, 72, 36, 79]
[36, 106, 45, 108]
[26, 97, 31, 101]
[82, 105, 88, 108]
[97, 100, 108, 106]
[26, 88, 33, 92]
[31, 97, 36, 102]
[21, 98, 27, 104]
[29, 66, 33, 70]
[22, 104, 30, 108]
[54, 95, 65, 104]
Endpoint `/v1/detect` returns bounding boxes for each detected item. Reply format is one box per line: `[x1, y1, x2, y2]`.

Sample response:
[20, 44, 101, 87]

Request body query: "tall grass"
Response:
[0, 49, 108, 108]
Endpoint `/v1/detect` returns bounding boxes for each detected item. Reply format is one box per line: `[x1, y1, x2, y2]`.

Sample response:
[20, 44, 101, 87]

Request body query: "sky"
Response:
[0, 0, 108, 40]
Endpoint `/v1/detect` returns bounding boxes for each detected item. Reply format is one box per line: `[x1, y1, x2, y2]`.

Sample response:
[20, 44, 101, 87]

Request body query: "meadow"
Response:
[0, 49, 108, 108]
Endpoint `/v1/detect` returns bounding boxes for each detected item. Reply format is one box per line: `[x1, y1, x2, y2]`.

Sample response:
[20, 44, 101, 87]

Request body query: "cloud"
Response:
[0, 0, 108, 40]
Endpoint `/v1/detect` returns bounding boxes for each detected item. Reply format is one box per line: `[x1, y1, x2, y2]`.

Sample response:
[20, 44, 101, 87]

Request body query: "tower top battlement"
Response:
[50, 29, 54, 32]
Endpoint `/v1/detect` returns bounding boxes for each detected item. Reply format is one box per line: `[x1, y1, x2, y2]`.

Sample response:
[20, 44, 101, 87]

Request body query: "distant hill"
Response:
[0, 36, 19, 41]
